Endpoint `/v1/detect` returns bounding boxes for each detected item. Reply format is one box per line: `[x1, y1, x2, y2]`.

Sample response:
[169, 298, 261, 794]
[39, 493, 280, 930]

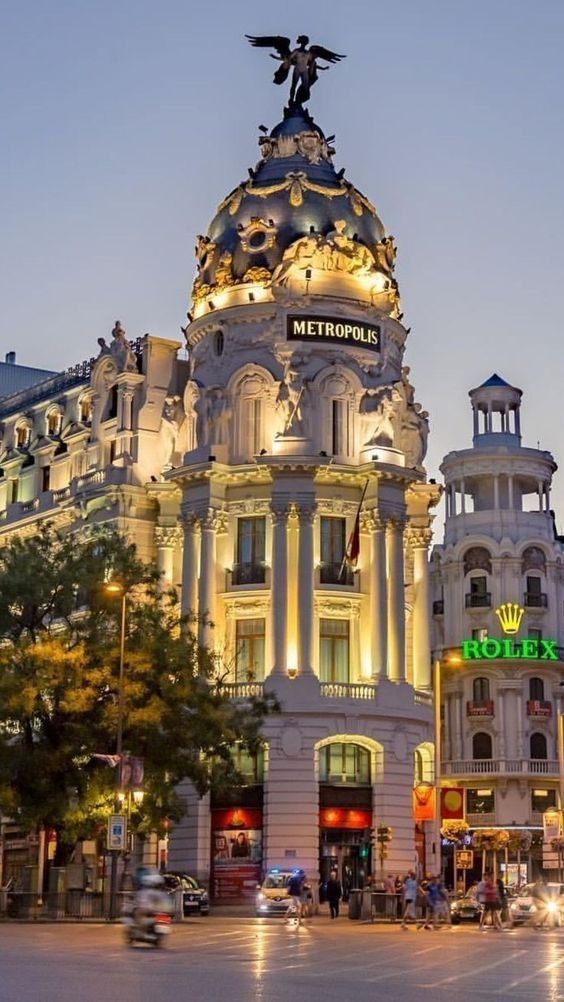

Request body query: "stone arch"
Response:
[310, 364, 363, 459]
[45, 403, 63, 437]
[462, 545, 492, 577]
[314, 734, 384, 785]
[472, 731, 493, 759]
[414, 741, 434, 784]
[227, 364, 276, 462]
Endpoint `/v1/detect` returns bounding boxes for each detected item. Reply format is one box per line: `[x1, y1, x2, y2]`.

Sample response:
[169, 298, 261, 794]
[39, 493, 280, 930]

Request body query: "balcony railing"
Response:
[230, 562, 266, 586]
[467, 699, 494, 717]
[319, 562, 354, 586]
[444, 758, 560, 777]
[432, 599, 444, 615]
[465, 592, 491, 608]
[524, 591, 548, 608]
[320, 682, 376, 700]
[527, 699, 552, 717]
[219, 682, 264, 699]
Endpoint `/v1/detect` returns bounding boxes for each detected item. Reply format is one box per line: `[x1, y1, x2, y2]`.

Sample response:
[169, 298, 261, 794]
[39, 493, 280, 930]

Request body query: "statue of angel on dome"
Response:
[246, 34, 345, 107]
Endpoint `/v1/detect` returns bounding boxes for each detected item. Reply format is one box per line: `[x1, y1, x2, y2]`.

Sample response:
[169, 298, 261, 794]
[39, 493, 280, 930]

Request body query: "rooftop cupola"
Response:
[469, 373, 522, 447]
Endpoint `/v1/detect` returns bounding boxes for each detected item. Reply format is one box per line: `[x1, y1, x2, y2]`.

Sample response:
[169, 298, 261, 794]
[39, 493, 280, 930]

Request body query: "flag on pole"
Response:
[339, 480, 369, 580]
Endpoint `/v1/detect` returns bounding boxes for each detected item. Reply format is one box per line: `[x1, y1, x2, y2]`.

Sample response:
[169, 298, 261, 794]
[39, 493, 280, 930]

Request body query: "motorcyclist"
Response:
[132, 869, 171, 931]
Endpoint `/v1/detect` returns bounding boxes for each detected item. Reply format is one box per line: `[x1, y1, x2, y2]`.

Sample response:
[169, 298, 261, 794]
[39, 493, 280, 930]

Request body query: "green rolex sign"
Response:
[461, 637, 558, 661]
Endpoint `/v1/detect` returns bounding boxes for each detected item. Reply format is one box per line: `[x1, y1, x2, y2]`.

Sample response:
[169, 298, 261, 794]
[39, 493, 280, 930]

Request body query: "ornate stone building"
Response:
[431, 375, 564, 879]
[0, 97, 439, 896]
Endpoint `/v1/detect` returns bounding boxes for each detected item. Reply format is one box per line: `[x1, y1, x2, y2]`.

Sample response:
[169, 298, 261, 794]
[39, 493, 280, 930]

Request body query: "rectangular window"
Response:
[319, 618, 350, 683]
[472, 628, 488, 642]
[242, 397, 263, 456]
[531, 789, 557, 813]
[320, 517, 350, 584]
[8, 479, 18, 505]
[331, 400, 345, 456]
[235, 618, 265, 682]
[235, 518, 266, 584]
[470, 576, 487, 595]
[41, 466, 51, 493]
[109, 440, 116, 464]
[527, 576, 542, 596]
[466, 788, 495, 814]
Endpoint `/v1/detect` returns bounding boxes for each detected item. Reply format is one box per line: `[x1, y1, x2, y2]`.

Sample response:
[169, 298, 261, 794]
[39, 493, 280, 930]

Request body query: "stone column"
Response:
[197, 508, 224, 648]
[270, 501, 291, 674]
[180, 513, 199, 619]
[155, 526, 180, 592]
[508, 475, 514, 509]
[493, 475, 500, 510]
[366, 511, 387, 680]
[411, 529, 432, 690]
[386, 518, 406, 683]
[120, 388, 134, 432]
[296, 500, 316, 675]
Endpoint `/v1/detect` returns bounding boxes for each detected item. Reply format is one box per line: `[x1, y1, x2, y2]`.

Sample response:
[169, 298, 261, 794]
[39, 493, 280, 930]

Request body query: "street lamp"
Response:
[105, 580, 127, 920]
[433, 650, 462, 880]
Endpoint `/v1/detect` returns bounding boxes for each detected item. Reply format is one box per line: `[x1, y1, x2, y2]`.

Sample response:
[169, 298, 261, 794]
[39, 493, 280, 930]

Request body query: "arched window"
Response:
[318, 372, 354, 458]
[522, 547, 546, 573]
[319, 743, 371, 785]
[79, 394, 93, 424]
[463, 546, 492, 576]
[530, 732, 547, 760]
[15, 422, 31, 449]
[233, 372, 267, 460]
[473, 677, 490, 702]
[46, 408, 62, 437]
[414, 749, 424, 784]
[529, 677, 544, 701]
[472, 732, 492, 760]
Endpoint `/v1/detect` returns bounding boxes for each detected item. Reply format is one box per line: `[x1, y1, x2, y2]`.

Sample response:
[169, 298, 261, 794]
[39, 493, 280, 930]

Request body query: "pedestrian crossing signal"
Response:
[377, 826, 392, 843]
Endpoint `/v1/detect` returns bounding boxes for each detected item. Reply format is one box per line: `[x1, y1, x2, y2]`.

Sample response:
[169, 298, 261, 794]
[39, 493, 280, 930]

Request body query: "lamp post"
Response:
[433, 650, 462, 883]
[105, 581, 127, 920]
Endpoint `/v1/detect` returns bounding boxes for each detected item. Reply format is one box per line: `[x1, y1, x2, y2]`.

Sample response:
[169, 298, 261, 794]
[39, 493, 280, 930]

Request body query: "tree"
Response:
[0, 524, 275, 862]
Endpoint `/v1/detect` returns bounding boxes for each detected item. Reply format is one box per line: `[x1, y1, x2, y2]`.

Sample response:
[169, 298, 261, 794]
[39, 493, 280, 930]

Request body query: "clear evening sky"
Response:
[2, 1, 563, 525]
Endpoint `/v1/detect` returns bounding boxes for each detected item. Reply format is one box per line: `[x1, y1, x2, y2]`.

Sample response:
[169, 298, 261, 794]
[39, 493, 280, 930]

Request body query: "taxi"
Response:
[255, 868, 294, 916]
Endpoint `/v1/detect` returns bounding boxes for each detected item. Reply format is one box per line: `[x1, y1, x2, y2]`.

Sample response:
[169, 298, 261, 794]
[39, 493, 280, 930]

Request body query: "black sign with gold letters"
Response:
[286, 315, 381, 352]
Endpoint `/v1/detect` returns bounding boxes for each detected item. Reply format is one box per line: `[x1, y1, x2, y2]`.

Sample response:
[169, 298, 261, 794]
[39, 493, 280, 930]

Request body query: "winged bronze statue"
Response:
[246, 34, 346, 107]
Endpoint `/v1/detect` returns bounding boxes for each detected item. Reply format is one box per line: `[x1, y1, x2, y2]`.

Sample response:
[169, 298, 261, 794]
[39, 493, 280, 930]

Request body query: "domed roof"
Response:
[191, 106, 388, 306]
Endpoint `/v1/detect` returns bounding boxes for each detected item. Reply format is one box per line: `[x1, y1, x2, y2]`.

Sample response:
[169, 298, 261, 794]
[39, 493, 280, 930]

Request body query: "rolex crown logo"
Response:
[495, 602, 524, 635]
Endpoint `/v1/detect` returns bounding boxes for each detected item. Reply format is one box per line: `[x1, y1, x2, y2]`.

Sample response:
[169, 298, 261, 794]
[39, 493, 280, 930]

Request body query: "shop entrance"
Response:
[320, 827, 371, 900]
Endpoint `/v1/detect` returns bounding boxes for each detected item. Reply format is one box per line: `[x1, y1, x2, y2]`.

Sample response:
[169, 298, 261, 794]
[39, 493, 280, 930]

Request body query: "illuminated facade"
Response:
[431, 375, 564, 874]
[0, 104, 439, 897]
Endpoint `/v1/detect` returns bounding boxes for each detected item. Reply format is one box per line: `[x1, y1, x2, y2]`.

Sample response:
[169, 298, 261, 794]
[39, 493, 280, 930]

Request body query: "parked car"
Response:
[510, 883, 564, 926]
[163, 873, 210, 915]
[450, 894, 483, 924]
[255, 868, 293, 916]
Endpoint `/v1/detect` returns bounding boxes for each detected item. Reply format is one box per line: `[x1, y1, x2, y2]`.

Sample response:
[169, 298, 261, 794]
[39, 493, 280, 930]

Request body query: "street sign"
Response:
[455, 849, 474, 870]
[107, 814, 127, 851]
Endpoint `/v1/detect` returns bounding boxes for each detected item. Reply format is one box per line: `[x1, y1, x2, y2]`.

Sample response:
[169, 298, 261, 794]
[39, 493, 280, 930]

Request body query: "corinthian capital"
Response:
[360, 508, 383, 533]
[295, 498, 317, 526]
[270, 499, 292, 525]
[154, 525, 181, 548]
[406, 527, 433, 550]
[196, 506, 228, 533]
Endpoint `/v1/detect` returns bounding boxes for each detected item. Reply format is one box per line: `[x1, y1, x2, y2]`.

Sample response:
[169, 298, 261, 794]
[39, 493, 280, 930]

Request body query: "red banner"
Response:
[319, 808, 372, 830]
[211, 808, 262, 831]
[440, 787, 464, 820]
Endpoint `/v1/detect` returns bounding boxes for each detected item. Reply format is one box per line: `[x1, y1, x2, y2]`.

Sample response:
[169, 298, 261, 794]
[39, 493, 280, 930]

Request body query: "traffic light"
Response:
[377, 825, 392, 843]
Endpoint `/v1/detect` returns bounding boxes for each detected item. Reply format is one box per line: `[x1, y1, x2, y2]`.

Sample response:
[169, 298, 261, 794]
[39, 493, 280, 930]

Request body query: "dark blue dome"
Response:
[191, 108, 386, 301]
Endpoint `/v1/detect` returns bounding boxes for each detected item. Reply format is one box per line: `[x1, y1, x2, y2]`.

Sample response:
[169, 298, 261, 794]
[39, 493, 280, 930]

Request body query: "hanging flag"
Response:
[440, 787, 464, 820]
[339, 480, 369, 580]
[413, 782, 436, 822]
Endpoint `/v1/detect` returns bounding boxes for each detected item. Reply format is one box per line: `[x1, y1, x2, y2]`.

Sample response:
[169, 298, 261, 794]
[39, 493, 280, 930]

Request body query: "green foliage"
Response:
[0, 524, 275, 849]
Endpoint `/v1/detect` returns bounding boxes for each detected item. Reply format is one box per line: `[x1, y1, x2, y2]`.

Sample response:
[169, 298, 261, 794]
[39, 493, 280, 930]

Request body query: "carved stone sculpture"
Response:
[359, 387, 398, 447]
[208, 387, 232, 445]
[158, 396, 184, 471]
[246, 34, 345, 107]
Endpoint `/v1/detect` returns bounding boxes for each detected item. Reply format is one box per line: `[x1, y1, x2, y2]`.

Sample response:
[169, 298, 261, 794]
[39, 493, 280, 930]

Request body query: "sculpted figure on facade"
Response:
[182, 379, 201, 453]
[373, 235, 397, 277]
[275, 368, 309, 437]
[393, 368, 429, 468]
[208, 386, 232, 445]
[158, 395, 184, 471]
[359, 386, 399, 447]
[273, 222, 377, 288]
[103, 321, 138, 373]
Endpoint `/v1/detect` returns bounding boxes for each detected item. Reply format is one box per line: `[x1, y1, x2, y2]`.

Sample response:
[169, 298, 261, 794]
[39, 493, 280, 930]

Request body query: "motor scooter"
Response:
[123, 910, 171, 947]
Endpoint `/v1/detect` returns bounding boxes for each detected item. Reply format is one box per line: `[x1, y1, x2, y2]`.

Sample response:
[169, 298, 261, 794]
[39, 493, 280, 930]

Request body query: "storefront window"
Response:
[466, 788, 495, 814]
[319, 743, 370, 785]
[531, 789, 556, 813]
[232, 745, 264, 784]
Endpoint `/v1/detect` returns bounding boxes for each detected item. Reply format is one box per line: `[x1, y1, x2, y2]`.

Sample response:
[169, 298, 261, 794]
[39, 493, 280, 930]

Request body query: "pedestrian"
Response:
[401, 871, 419, 929]
[384, 873, 396, 921]
[479, 872, 502, 930]
[496, 877, 508, 925]
[286, 870, 305, 926]
[395, 874, 403, 919]
[418, 876, 440, 930]
[436, 876, 452, 927]
[326, 870, 342, 919]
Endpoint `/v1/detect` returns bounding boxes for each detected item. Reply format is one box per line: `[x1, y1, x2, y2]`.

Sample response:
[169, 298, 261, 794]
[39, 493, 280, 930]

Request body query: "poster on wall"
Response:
[211, 808, 263, 902]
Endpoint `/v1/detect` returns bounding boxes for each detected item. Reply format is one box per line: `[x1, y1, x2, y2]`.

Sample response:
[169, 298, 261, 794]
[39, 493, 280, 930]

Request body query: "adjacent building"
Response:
[431, 374, 564, 880]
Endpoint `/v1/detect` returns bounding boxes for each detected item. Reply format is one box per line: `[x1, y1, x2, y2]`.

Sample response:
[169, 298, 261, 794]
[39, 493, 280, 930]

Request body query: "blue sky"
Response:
[2, 0, 564, 520]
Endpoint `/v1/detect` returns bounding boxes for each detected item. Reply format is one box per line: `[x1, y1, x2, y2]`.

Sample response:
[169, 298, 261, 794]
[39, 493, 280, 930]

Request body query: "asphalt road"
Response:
[1, 917, 563, 1002]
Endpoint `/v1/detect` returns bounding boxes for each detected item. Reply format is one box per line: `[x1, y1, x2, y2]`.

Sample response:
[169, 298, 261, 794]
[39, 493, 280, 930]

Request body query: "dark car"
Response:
[163, 872, 210, 916]
[450, 894, 483, 924]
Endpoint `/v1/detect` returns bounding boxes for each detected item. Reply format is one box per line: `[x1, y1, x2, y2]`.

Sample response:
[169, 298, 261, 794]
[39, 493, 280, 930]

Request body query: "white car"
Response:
[509, 883, 564, 926]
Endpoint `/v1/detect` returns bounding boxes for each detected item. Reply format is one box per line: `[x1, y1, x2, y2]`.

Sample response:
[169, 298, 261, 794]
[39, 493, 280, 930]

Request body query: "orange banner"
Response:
[412, 783, 436, 822]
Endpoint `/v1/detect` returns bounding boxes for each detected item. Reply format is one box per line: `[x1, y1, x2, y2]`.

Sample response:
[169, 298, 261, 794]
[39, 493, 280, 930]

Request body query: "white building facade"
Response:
[431, 375, 564, 879]
[0, 100, 440, 898]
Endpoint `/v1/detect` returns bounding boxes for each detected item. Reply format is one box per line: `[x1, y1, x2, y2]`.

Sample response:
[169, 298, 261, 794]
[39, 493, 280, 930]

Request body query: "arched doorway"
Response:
[316, 738, 380, 899]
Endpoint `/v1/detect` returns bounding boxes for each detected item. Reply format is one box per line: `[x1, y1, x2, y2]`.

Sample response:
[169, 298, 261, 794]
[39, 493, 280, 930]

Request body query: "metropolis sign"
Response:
[286, 314, 381, 352]
[460, 602, 559, 662]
